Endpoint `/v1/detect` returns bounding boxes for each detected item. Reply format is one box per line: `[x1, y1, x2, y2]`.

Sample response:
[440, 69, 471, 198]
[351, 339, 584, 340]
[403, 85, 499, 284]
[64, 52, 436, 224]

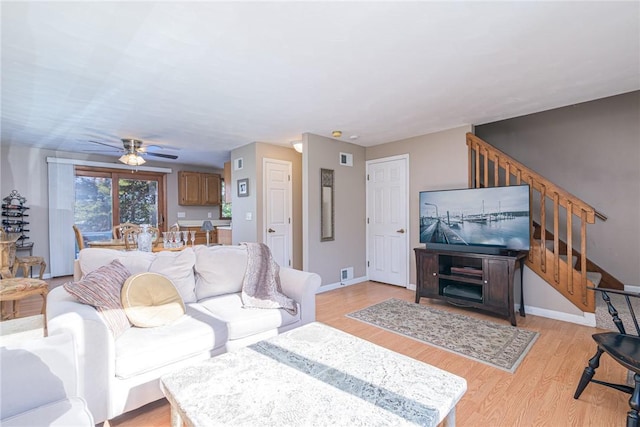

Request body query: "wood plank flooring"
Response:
[4, 278, 628, 426]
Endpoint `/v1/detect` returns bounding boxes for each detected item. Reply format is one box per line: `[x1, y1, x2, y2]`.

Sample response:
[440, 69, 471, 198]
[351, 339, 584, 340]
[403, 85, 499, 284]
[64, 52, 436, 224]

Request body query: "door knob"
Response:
[268, 228, 275, 233]
[396, 228, 405, 234]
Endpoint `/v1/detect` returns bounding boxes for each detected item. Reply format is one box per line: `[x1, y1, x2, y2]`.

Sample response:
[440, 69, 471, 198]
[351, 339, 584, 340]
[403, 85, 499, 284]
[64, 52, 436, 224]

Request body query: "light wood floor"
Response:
[5, 278, 629, 426]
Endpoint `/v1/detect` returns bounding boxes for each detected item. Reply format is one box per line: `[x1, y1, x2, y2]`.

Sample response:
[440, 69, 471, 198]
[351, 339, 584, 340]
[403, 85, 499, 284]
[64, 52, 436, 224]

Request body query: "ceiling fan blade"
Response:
[146, 152, 178, 160]
[89, 140, 121, 150]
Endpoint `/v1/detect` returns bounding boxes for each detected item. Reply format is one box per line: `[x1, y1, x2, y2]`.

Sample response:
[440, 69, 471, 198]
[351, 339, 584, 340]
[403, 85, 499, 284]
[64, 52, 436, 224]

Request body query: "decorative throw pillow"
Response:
[148, 248, 197, 303]
[64, 259, 132, 338]
[121, 272, 186, 327]
[194, 245, 248, 300]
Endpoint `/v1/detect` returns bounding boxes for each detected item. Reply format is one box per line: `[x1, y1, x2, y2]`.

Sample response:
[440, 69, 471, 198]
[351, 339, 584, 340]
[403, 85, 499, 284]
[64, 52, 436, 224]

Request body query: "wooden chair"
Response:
[122, 227, 140, 250]
[574, 287, 640, 426]
[113, 223, 140, 239]
[0, 233, 19, 279]
[73, 225, 85, 251]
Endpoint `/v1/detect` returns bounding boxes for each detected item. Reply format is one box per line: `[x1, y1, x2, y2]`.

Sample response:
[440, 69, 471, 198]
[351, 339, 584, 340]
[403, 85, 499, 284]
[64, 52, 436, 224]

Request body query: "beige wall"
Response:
[366, 125, 472, 285]
[230, 142, 303, 269]
[0, 144, 220, 278]
[476, 91, 640, 285]
[304, 133, 367, 286]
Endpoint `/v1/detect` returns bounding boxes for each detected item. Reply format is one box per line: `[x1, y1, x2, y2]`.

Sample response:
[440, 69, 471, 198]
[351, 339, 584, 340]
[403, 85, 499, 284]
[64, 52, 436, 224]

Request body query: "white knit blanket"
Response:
[241, 243, 297, 315]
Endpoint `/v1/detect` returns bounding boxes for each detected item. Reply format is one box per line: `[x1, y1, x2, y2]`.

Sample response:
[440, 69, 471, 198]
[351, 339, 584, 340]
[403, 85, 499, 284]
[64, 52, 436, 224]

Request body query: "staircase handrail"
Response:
[466, 133, 596, 222]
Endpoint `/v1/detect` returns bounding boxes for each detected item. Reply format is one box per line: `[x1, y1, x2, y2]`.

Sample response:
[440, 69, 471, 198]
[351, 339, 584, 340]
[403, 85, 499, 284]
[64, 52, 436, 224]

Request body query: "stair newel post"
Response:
[539, 182, 547, 273]
[553, 193, 560, 284]
[467, 141, 474, 189]
[567, 200, 574, 295]
[528, 181, 534, 263]
[475, 143, 481, 188]
[581, 210, 588, 305]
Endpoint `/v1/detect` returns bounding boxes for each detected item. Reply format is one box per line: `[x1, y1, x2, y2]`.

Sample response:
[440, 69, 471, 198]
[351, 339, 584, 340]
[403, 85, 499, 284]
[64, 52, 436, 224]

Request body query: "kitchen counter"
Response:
[177, 220, 231, 228]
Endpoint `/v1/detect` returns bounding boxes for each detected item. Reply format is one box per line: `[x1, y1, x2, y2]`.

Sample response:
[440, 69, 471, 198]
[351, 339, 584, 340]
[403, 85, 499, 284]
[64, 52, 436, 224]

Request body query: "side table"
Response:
[0, 278, 48, 332]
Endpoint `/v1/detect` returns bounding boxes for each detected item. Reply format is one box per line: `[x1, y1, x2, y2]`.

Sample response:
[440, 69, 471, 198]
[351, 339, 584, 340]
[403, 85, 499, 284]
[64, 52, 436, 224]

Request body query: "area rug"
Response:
[346, 298, 538, 373]
[0, 315, 45, 347]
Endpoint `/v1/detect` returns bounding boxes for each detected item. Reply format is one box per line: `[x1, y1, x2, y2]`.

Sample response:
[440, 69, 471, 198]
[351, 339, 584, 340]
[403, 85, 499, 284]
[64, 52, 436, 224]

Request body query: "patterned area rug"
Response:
[347, 298, 538, 373]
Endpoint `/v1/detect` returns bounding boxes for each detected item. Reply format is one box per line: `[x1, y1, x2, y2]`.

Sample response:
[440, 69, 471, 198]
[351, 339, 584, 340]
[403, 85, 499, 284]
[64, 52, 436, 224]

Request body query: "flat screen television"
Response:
[419, 185, 530, 255]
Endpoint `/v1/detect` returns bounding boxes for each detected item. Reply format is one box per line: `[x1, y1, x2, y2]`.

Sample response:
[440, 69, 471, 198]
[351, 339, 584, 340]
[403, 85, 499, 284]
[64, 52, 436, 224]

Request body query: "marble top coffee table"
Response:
[161, 322, 467, 427]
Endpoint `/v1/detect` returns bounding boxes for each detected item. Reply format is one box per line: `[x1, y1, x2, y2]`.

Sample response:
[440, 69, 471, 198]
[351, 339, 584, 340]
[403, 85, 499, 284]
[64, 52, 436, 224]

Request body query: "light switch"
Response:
[245, 212, 252, 221]
[207, 212, 212, 218]
[177, 212, 186, 218]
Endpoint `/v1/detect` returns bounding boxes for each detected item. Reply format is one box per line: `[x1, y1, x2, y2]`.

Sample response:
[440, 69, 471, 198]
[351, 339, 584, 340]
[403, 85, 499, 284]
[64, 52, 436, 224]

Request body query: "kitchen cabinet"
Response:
[223, 161, 232, 203]
[182, 226, 217, 245]
[178, 171, 220, 206]
[217, 227, 232, 245]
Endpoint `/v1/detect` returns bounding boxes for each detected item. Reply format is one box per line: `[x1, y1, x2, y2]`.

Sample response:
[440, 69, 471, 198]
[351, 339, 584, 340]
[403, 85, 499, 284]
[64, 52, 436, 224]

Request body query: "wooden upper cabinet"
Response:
[223, 161, 231, 203]
[178, 171, 221, 206]
[202, 173, 220, 205]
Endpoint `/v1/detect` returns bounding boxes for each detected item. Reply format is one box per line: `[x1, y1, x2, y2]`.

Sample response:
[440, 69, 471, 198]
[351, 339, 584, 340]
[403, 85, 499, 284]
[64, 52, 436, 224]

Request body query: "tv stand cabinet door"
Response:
[484, 258, 510, 315]
[415, 249, 439, 302]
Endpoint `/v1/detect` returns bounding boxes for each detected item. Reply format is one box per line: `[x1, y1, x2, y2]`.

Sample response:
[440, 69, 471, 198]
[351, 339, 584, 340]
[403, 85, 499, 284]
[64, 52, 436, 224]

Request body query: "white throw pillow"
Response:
[194, 245, 247, 300]
[148, 248, 197, 303]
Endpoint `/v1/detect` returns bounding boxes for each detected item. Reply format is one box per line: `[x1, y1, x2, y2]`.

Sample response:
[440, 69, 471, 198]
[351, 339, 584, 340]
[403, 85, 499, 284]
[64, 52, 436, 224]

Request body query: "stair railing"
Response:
[466, 133, 599, 312]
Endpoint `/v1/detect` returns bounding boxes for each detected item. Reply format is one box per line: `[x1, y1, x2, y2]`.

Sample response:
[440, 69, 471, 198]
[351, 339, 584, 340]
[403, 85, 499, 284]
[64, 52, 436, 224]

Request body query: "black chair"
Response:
[574, 287, 640, 427]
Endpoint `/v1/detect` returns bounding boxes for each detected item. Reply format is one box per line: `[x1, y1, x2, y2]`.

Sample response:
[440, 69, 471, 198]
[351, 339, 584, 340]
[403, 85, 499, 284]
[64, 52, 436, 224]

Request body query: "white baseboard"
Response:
[406, 283, 416, 291]
[316, 276, 368, 293]
[518, 304, 596, 327]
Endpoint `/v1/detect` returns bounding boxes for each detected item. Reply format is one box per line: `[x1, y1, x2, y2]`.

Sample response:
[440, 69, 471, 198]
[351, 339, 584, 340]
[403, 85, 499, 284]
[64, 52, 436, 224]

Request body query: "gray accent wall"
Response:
[366, 125, 472, 286]
[304, 133, 366, 287]
[476, 91, 640, 285]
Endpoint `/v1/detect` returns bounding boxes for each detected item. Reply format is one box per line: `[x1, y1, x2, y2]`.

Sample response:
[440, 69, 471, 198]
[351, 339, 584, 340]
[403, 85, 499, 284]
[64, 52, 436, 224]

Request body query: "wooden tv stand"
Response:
[414, 248, 527, 326]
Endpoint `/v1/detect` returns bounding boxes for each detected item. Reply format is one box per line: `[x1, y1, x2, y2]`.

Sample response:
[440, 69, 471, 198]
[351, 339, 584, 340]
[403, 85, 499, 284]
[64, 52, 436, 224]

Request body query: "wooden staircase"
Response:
[466, 133, 623, 314]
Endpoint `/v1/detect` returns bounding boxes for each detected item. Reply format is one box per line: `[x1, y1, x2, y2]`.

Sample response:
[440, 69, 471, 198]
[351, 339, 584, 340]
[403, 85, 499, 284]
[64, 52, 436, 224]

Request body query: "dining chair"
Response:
[72, 225, 85, 251]
[574, 287, 640, 426]
[113, 223, 140, 239]
[0, 233, 19, 278]
[122, 227, 140, 251]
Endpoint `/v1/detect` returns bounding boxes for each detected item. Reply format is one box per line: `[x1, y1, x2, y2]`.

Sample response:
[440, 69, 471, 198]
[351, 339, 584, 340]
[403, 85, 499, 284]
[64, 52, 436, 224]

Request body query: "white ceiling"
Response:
[2, 1, 639, 168]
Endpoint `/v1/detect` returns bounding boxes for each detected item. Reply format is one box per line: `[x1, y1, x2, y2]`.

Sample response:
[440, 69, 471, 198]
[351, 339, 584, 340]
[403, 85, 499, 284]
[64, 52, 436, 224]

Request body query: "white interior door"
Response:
[263, 159, 292, 267]
[366, 156, 409, 286]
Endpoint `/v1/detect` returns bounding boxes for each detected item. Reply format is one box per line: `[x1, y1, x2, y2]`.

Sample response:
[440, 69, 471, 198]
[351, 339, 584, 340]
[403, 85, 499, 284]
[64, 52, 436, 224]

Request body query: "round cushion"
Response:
[121, 272, 185, 327]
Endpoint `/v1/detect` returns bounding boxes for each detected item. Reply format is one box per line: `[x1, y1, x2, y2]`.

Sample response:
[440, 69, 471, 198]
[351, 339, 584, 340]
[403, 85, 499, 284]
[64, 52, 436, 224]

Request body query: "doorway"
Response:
[263, 159, 293, 267]
[366, 155, 409, 286]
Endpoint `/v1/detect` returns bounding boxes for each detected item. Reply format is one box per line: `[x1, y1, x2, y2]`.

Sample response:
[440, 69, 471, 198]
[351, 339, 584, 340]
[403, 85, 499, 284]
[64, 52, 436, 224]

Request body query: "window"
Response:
[220, 179, 232, 219]
[74, 167, 167, 243]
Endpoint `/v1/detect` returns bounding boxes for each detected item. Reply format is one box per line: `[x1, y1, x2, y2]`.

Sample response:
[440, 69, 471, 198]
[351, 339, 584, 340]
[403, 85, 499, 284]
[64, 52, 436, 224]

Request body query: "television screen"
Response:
[419, 185, 530, 254]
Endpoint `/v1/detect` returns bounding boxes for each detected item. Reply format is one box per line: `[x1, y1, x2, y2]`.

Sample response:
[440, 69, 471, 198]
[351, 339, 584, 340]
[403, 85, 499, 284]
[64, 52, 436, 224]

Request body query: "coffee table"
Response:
[161, 322, 467, 426]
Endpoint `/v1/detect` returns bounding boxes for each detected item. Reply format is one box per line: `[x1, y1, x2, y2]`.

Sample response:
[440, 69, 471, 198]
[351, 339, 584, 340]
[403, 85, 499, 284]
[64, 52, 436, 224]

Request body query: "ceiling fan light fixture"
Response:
[291, 141, 303, 153]
[119, 153, 146, 166]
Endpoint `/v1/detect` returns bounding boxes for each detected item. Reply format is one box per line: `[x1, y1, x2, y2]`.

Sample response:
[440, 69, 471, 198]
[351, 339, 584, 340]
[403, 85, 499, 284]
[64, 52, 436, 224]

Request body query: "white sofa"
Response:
[0, 332, 94, 426]
[46, 245, 321, 424]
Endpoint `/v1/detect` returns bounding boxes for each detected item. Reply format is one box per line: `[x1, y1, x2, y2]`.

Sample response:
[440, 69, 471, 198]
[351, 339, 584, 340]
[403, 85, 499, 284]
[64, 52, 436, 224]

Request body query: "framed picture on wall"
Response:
[237, 178, 249, 197]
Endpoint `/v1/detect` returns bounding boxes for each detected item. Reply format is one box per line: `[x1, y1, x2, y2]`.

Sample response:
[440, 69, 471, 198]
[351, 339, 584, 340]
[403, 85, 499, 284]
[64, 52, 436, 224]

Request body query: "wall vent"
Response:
[340, 267, 354, 281]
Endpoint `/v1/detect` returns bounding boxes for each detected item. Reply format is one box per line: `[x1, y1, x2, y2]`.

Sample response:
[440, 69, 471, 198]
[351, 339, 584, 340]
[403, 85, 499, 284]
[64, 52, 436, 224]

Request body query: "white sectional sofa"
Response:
[46, 245, 321, 424]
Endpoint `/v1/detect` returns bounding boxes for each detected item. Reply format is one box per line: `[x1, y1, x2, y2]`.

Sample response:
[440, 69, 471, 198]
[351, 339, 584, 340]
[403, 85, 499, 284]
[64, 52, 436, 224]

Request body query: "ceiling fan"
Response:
[87, 138, 179, 165]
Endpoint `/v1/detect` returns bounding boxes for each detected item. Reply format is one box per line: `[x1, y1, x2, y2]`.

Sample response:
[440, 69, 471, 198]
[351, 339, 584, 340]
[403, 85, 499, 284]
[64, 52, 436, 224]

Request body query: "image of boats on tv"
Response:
[419, 206, 530, 250]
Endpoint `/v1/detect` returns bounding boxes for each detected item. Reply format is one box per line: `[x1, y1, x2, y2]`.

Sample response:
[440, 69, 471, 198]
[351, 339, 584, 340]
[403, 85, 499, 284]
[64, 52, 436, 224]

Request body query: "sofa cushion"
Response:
[148, 248, 197, 303]
[79, 249, 155, 276]
[0, 398, 94, 427]
[114, 304, 228, 379]
[64, 259, 132, 338]
[198, 293, 300, 341]
[194, 245, 247, 300]
[121, 273, 186, 328]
